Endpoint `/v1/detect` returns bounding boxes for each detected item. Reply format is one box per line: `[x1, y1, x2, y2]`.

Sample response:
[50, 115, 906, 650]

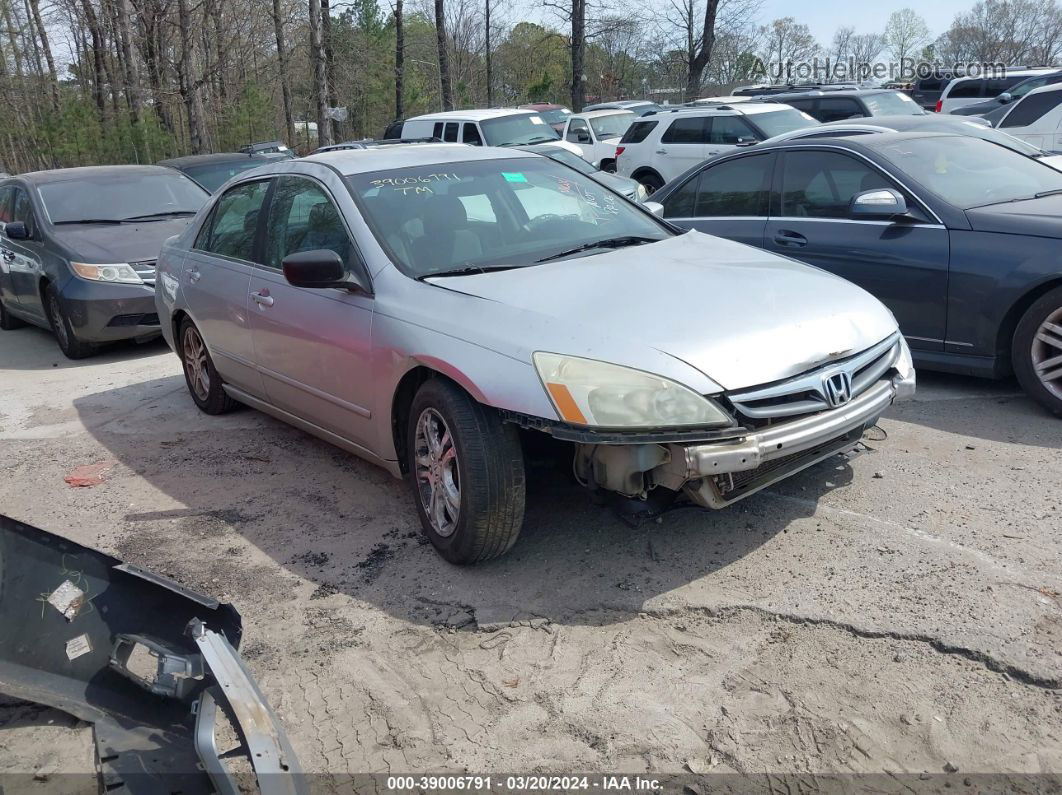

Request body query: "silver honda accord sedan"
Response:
[155, 143, 916, 564]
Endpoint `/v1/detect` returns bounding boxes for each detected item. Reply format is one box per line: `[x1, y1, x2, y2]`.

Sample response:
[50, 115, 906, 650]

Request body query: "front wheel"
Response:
[1013, 286, 1062, 416]
[44, 283, 95, 359]
[635, 172, 664, 195]
[407, 379, 525, 564]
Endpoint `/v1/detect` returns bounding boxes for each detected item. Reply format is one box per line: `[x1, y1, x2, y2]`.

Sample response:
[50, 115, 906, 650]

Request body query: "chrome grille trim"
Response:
[130, 259, 157, 288]
[727, 333, 900, 420]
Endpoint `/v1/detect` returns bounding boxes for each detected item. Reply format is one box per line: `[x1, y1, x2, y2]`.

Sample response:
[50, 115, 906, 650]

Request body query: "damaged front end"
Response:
[0, 514, 304, 794]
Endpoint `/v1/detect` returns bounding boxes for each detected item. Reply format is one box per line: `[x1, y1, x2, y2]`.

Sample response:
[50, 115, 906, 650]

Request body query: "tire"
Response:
[1013, 285, 1062, 417]
[178, 318, 239, 414]
[406, 378, 525, 564]
[635, 171, 664, 195]
[44, 283, 95, 359]
[0, 297, 25, 330]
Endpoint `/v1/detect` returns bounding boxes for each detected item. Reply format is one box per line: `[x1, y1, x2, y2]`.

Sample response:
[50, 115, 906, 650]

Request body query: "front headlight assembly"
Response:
[71, 262, 143, 285]
[533, 352, 734, 429]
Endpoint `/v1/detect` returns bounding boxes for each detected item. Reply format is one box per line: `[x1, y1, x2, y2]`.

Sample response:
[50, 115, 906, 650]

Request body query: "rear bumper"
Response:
[59, 277, 161, 342]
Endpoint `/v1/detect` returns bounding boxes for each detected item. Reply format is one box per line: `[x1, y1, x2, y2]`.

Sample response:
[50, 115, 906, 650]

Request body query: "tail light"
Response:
[934, 100, 943, 113]
[615, 146, 625, 158]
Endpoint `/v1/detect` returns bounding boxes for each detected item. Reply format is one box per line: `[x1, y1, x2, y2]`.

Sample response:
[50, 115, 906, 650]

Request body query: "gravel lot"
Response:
[2, 325, 1061, 782]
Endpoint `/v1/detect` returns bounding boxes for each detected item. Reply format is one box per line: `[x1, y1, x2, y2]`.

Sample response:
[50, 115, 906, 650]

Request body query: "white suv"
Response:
[614, 103, 818, 192]
[398, 109, 582, 156]
[994, 82, 1062, 152]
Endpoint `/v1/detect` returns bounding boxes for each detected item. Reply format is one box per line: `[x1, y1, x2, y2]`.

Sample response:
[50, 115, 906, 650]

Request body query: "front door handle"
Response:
[773, 229, 808, 248]
[251, 290, 274, 307]
[2, 250, 14, 262]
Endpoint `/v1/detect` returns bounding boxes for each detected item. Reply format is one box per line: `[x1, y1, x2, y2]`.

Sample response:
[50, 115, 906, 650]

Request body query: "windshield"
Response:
[38, 172, 208, 223]
[180, 160, 266, 192]
[538, 108, 571, 125]
[590, 112, 635, 139]
[877, 135, 1062, 209]
[865, 91, 924, 116]
[347, 157, 666, 277]
[748, 108, 818, 138]
[630, 103, 662, 116]
[481, 114, 560, 146]
[1010, 76, 1053, 98]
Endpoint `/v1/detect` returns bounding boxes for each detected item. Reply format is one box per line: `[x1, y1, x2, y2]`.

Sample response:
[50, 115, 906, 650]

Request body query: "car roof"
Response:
[303, 144, 532, 175]
[946, 68, 1057, 87]
[406, 108, 536, 122]
[766, 88, 898, 100]
[17, 164, 181, 184]
[645, 102, 786, 117]
[158, 152, 272, 167]
[520, 103, 566, 110]
[571, 108, 635, 119]
[766, 129, 958, 151]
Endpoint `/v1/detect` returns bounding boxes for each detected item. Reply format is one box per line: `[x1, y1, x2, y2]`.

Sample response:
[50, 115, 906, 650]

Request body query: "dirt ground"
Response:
[2, 325, 1061, 783]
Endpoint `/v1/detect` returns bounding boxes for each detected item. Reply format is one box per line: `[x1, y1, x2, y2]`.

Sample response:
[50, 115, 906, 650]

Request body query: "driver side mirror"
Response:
[282, 250, 365, 291]
[575, 129, 591, 144]
[643, 201, 664, 218]
[850, 189, 908, 219]
[4, 221, 29, 240]
[998, 92, 1013, 104]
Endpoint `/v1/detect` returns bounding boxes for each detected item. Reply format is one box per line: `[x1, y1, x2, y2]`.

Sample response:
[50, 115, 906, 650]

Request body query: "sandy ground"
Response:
[2, 325, 1061, 783]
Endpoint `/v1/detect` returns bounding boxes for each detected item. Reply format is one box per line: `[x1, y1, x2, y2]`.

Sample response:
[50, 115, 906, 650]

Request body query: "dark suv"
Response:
[0, 166, 208, 358]
[911, 72, 961, 110]
[765, 89, 926, 122]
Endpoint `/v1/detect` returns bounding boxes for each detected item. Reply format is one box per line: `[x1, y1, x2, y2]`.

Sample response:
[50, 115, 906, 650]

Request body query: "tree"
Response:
[884, 8, 930, 66]
[309, 0, 332, 146]
[394, 0, 405, 118]
[271, 0, 296, 145]
[760, 16, 819, 80]
[435, 0, 454, 109]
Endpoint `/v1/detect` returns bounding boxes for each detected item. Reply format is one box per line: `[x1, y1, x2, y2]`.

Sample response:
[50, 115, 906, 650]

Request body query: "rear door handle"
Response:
[773, 229, 808, 248]
[655, 148, 667, 155]
[187, 265, 201, 283]
[251, 290, 274, 307]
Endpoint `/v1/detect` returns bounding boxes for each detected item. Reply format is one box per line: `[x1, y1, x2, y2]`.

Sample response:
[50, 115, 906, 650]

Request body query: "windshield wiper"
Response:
[121, 210, 198, 221]
[52, 218, 127, 225]
[523, 137, 560, 146]
[1034, 188, 1062, 198]
[422, 264, 526, 279]
[536, 235, 663, 263]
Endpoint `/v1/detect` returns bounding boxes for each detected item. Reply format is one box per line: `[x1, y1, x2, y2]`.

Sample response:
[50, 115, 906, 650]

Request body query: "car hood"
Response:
[590, 170, 640, 199]
[49, 218, 192, 263]
[430, 231, 898, 391]
[965, 194, 1062, 238]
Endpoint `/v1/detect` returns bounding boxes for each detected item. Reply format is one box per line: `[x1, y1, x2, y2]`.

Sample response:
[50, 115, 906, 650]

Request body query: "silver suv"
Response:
[155, 145, 915, 564]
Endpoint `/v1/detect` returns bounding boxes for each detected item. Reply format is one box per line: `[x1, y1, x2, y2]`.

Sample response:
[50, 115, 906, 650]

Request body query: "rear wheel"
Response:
[179, 318, 238, 414]
[635, 171, 664, 195]
[44, 283, 95, 359]
[406, 378, 525, 564]
[1013, 286, 1062, 416]
[0, 297, 25, 330]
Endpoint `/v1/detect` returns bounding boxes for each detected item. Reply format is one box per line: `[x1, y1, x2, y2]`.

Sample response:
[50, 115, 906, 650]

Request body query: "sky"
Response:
[759, 0, 967, 44]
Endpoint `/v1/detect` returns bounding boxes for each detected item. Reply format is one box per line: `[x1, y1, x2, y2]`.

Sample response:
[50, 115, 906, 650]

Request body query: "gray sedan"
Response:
[155, 145, 915, 563]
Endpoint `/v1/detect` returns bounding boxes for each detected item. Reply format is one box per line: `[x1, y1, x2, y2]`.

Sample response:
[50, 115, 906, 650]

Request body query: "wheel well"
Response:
[391, 366, 442, 474]
[37, 276, 50, 303]
[600, 158, 616, 172]
[995, 278, 1062, 374]
[631, 167, 663, 185]
[171, 309, 189, 345]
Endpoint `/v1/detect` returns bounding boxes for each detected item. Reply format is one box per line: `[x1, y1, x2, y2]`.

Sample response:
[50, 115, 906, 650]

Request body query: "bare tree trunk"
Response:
[26, 0, 58, 109]
[77, 0, 107, 116]
[434, 0, 452, 110]
[484, 0, 492, 106]
[308, 0, 331, 146]
[208, 0, 226, 103]
[570, 0, 585, 111]
[116, 0, 142, 123]
[320, 0, 340, 140]
[394, 0, 404, 120]
[177, 0, 205, 153]
[684, 0, 719, 101]
[271, 0, 295, 145]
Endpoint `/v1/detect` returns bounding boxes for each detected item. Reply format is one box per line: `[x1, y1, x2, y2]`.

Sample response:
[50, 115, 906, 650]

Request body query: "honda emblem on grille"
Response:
[824, 371, 853, 407]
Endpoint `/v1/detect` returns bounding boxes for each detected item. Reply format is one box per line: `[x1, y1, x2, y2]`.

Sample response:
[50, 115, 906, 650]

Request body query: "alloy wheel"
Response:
[414, 408, 460, 537]
[1032, 306, 1062, 400]
[182, 326, 211, 402]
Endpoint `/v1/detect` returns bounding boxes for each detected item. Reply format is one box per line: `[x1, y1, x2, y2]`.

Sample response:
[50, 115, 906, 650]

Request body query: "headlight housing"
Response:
[70, 262, 143, 285]
[533, 352, 734, 429]
[635, 183, 649, 202]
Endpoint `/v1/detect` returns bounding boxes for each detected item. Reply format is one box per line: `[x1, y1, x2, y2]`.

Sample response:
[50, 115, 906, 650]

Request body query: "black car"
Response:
[651, 131, 1062, 415]
[911, 71, 962, 111]
[950, 70, 1062, 118]
[764, 89, 926, 122]
[239, 140, 294, 157]
[158, 152, 284, 192]
[0, 165, 209, 358]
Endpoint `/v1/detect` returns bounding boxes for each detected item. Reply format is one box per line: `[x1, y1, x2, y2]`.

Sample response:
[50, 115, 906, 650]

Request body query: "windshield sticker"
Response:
[530, 117, 544, 125]
[502, 172, 529, 183]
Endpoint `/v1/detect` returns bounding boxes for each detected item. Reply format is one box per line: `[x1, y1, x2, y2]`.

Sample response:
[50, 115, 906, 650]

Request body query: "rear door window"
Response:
[948, 80, 983, 98]
[816, 98, 865, 122]
[694, 154, 772, 216]
[662, 117, 709, 144]
[195, 180, 271, 261]
[620, 120, 658, 143]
